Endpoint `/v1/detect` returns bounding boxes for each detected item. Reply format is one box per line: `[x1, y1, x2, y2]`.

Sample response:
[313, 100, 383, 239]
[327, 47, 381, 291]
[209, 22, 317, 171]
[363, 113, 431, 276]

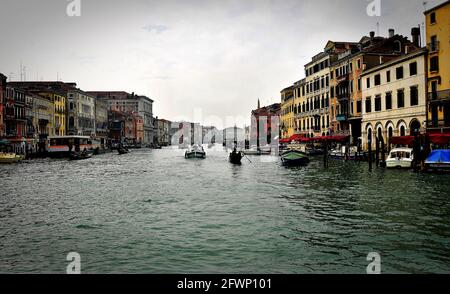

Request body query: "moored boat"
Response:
[118, 147, 129, 155]
[0, 153, 23, 164]
[281, 150, 310, 167]
[185, 144, 206, 159]
[424, 150, 450, 172]
[69, 151, 93, 161]
[385, 148, 414, 169]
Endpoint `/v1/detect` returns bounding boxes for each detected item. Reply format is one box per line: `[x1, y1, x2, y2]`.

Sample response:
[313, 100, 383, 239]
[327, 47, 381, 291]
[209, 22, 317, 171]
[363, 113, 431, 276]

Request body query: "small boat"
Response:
[185, 144, 206, 159]
[424, 150, 450, 172]
[69, 151, 93, 161]
[386, 148, 414, 169]
[0, 153, 23, 164]
[329, 146, 370, 161]
[117, 147, 129, 155]
[229, 151, 243, 164]
[281, 150, 310, 167]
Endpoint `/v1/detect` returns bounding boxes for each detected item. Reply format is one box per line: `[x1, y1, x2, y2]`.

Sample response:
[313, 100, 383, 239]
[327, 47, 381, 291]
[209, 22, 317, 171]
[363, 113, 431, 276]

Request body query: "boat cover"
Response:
[426, 150, 450, 163]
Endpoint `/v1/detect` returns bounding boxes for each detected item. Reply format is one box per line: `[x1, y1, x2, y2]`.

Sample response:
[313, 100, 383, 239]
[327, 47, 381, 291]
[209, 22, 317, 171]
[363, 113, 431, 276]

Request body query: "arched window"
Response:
[400, 126, 406, 137]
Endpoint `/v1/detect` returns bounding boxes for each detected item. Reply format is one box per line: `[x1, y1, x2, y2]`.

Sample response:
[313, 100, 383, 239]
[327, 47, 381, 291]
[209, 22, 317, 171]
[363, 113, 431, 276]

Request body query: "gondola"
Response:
[229, 151, 243, 164]
[117, 147, 129, 155]
[280, 150, 310, 167]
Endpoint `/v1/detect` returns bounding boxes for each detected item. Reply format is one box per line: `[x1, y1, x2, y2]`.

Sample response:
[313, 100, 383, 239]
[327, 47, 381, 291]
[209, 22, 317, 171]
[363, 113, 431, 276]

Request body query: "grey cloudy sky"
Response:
[0, 0, 445, 127]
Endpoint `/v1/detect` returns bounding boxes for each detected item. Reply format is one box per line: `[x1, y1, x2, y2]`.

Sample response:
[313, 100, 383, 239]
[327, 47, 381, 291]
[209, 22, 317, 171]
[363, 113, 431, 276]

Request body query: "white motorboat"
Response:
[386, 148, 414, 169]
[185, 144, 206, 159]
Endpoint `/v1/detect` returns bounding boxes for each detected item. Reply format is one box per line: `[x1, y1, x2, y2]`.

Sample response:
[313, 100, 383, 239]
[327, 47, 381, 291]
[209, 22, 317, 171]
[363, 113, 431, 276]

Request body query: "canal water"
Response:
[1, 147, 450, 274]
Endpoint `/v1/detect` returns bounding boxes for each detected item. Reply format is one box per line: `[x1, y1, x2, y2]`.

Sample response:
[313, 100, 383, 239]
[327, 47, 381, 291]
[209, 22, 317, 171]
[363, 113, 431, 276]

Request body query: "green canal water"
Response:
[1, 147, 450, 273]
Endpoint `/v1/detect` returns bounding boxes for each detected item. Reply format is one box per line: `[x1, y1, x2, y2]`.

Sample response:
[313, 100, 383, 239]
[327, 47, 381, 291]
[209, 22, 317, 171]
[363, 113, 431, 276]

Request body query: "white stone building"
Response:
[361, 48, 427, 150]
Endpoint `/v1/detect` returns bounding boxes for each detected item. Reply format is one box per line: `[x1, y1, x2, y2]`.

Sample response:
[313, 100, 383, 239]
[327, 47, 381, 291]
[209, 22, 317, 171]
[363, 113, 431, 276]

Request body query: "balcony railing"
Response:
[428, 90, 450, 102]
[428, 41, 440, 53]
[427, 119, 450, 127]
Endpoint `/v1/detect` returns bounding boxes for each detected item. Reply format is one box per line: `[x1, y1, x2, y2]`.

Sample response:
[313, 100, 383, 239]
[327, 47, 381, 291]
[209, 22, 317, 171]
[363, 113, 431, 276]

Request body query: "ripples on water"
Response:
[1, 147, 450, 273]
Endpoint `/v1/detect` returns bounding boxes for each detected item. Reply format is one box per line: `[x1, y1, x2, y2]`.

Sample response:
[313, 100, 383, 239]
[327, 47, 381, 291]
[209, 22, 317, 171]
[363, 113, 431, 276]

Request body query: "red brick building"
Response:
[250, 100, 281, 147]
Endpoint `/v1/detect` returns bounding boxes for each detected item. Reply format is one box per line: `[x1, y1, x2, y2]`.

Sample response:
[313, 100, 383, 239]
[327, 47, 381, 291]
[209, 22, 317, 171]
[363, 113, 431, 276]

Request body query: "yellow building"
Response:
[39, 91, 66, 136]
[280, 86, 295, 139]
[425, 0, 450, 133]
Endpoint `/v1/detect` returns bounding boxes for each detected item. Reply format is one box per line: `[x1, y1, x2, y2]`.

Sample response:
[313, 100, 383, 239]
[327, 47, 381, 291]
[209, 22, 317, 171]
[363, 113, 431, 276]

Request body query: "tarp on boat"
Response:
[390, 136, 415, 145]
[428, 134, 450, 145]
[425, 150, 450, 163]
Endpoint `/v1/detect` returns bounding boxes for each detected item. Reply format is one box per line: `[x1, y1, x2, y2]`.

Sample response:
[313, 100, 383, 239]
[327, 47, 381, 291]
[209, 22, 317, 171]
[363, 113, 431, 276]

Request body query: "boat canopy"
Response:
[390, 136, 414, 145]
[426, 150, 450, 163]
[428, 134, 450, 145]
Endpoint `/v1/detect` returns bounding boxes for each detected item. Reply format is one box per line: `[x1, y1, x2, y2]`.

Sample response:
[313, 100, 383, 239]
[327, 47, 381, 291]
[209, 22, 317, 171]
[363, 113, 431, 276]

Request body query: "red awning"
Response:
[390, 136, 414, 145]
[289, 134, 306, 142]
[428, 133, 450, 145]
[312, 135, 350, 143]
[279, 138, 291, 144]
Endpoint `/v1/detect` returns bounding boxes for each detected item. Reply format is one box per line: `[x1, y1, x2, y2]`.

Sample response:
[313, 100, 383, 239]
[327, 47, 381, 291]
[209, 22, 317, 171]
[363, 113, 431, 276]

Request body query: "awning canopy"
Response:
[312, 135, 350, 143]
[390, 136, 415, 145]
[289, 134, 307, 142]
[279, 138, 291, 144]
[428, 133, 450, 145]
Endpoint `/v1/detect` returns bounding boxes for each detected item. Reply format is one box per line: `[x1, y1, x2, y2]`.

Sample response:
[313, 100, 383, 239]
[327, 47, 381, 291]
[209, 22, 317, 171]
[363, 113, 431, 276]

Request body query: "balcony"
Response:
[428, 90, 450, 102]
[428, 41, 439, 53]
[337, 93, 350, 101]
[336, 73, 349, 84]
[427, 120, 450, 130]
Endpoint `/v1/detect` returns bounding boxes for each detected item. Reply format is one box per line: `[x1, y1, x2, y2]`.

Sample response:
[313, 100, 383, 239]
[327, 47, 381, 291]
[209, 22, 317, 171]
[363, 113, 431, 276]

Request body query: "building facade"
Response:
[31, 93, 54, 149]
[425, 0, 450, 133]
[361, 49, 428, 150]
[155, 118, 171, 146]
[95, 99, 109, 145]
[330, 30, 421, 144]
[38, 91, 66, 136]
[250, 102, 281, 147]
[0, 74, 6, 138]
[66, 86, 96, 137]
[280, 86, 295, 139]
[87, 91, 155, 145]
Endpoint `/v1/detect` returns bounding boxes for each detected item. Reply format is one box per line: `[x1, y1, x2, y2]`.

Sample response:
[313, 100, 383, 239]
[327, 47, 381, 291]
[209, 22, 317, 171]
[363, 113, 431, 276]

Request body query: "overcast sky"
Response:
[0, 0, 446, 128]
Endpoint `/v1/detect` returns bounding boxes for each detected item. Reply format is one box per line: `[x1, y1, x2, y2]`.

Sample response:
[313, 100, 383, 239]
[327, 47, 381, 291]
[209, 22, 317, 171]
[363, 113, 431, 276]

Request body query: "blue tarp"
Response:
[426, 150, 450, 163]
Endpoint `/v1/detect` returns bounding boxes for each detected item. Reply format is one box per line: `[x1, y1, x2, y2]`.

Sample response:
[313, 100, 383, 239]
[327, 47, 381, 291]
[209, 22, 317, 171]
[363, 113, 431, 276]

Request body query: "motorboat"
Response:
[185, 144, 206, 159]
[424, 150, 450, 172]
[329, 145, 370, 161]
[385, 148, 414, 169]
[280, 149, 310, 167]
[0, 153, 23, 164]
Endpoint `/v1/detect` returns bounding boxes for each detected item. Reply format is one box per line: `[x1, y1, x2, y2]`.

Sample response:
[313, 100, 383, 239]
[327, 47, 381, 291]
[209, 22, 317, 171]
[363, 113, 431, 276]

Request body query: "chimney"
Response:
[389, 29, 395, 38]
[370, 31, 375, 38]
[411, 26, 421, 47]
